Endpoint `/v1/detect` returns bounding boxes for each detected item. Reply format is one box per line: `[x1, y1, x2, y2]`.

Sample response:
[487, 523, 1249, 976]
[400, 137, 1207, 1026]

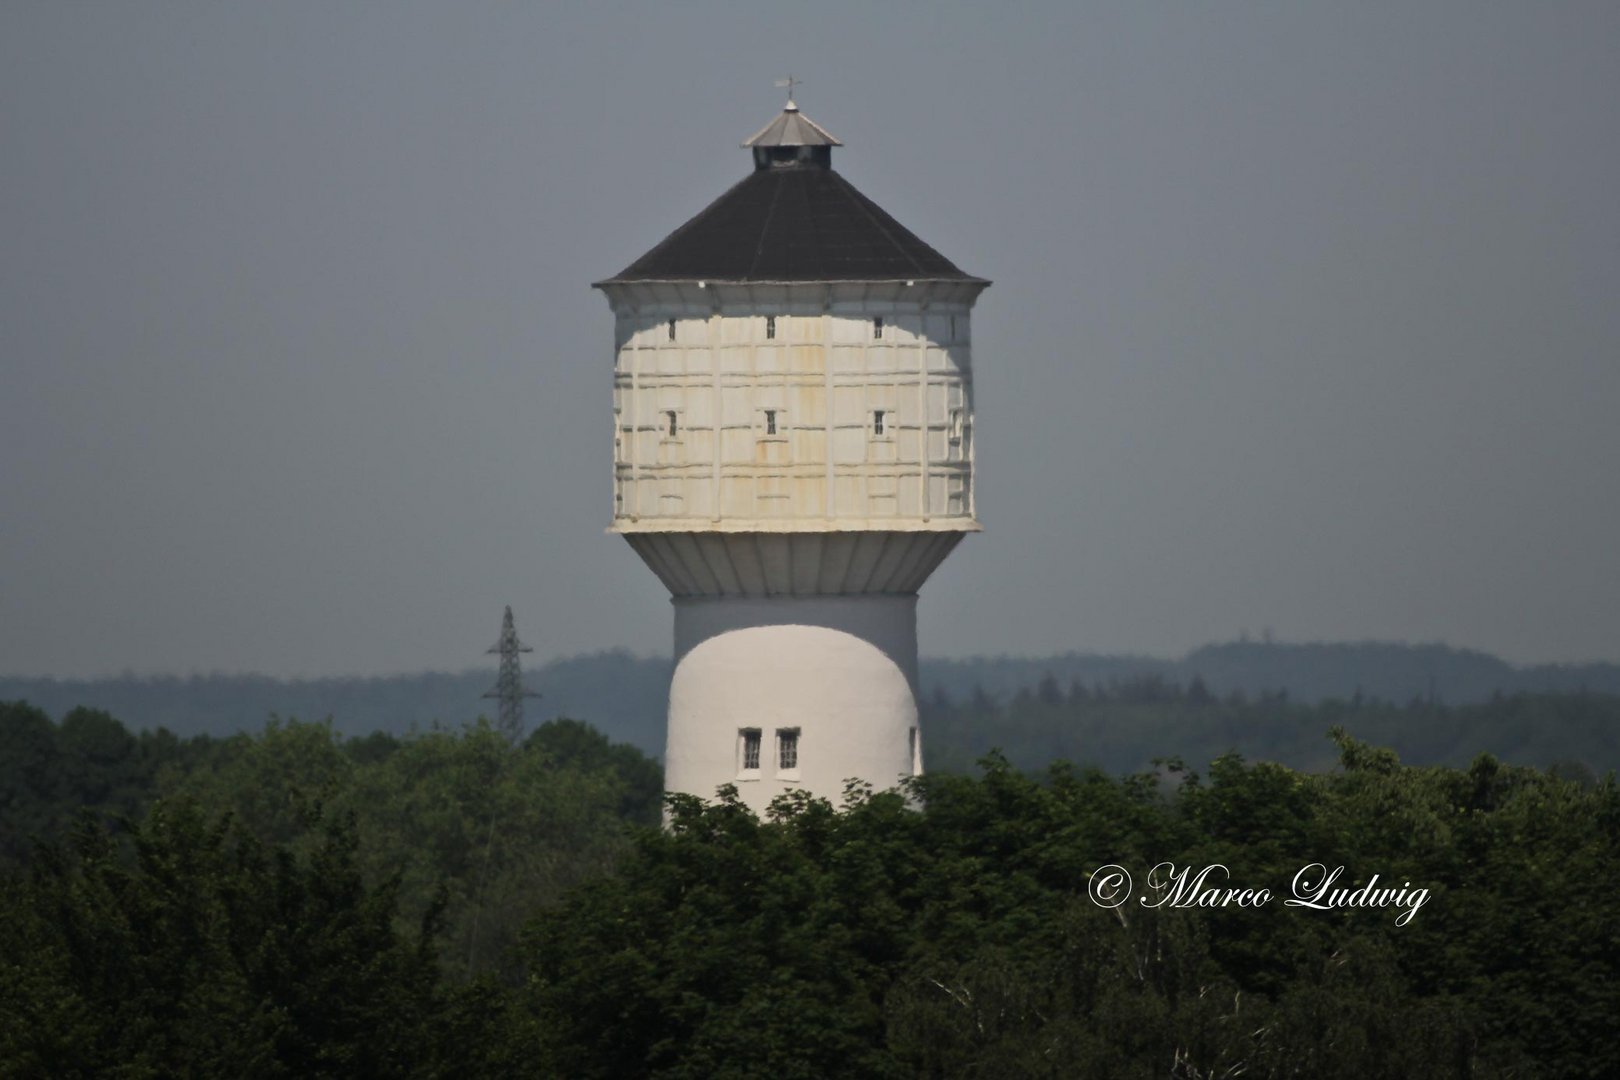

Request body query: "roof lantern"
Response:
[742, 100, 842, 170]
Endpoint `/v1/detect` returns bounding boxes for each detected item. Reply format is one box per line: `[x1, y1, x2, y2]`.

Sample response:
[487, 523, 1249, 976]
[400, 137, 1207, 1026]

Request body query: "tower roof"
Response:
[596, 102, 985, 286]
[741, 101, 842, 148]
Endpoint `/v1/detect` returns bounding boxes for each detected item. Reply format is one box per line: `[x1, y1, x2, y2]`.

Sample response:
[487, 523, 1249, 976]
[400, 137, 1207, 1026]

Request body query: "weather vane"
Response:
[775, 75, 802, 105]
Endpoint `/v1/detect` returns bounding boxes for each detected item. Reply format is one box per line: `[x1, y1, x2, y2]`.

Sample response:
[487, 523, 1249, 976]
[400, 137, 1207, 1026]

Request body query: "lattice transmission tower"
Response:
[482, 605, 539, 742]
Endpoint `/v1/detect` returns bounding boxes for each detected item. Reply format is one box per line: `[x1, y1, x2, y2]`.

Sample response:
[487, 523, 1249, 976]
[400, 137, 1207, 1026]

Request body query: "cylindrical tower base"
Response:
[666, 594, 921, 816]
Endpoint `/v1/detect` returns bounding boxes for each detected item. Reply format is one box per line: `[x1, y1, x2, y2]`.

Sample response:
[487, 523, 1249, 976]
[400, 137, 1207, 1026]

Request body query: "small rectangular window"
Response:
[873, 410, 886, 436]
[740, 729, 761, 772]
[667, 318, 676, 341]
[666, 411, 678, 437]
[949, 409, 963, 439]
[777, 728, 799, 771]
[765, 315, 776, 340]
[764, 409, 777, 436]
[949, 315, 957, 341]
[873, 316, 884, 339]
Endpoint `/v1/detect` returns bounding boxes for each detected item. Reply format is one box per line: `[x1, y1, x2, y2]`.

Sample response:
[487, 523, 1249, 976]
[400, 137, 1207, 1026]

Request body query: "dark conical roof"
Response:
[600, 167, 980, 284]
[597, 103, 983, 285]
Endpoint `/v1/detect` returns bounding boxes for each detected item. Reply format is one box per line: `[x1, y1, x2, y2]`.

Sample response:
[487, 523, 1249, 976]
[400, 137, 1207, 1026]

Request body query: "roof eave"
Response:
[592, 276, 992, 288]
[591, 278, 992, 310]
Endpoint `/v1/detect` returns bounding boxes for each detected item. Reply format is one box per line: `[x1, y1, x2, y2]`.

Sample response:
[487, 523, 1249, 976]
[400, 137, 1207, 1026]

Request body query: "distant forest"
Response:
[5, 640, 1619, 775]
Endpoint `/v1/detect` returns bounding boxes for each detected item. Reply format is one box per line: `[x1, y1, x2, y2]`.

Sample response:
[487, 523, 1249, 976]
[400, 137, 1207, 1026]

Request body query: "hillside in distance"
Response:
[5, 640, 1618, 760]
[923, 639, 1620, 706]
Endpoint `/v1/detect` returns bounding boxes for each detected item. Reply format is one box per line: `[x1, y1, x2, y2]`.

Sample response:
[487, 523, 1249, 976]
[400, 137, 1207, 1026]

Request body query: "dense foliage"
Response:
[524, 744, 1617, 1078]
[0, 701, 660, 981]
[3, 698, 1617, 1076]
[2, 802, 460, 1076]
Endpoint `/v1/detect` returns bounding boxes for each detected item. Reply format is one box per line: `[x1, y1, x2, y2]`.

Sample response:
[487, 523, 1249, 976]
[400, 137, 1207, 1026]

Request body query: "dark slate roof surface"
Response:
[600, 165, 981, 284]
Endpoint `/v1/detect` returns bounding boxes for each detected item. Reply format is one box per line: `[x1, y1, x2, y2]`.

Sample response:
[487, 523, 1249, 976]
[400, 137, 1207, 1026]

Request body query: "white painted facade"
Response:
[599, 281, 982, 532]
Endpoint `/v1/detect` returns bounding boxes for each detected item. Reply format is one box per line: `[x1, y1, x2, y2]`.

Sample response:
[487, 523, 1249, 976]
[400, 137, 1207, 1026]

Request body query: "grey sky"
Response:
[3, 2, 1617, 677]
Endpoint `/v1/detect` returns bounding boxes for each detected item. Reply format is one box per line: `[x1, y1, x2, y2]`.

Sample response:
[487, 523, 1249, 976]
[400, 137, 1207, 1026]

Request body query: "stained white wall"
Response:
[601, 281, 983, 530]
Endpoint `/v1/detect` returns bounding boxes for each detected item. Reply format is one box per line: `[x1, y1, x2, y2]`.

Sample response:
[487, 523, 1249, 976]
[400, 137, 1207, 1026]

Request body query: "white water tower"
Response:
[593, 97, 988, 815]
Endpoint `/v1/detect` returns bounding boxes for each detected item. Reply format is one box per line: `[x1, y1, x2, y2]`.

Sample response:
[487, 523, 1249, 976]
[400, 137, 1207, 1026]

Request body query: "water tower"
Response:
[593, 94, 988, 815]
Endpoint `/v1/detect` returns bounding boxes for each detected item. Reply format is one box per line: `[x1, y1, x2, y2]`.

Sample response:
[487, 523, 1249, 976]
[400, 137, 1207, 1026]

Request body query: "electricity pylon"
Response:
[482, 605, 539, 742]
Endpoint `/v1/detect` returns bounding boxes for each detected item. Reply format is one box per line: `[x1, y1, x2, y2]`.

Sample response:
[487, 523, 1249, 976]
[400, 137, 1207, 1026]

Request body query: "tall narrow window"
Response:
[873, 410, 886, 436]
[949, 409, 963, 440]
[666, 411, 678, 437]
[667, 318, 676, 341]
[765, 315, 777, 340]
[740, 729, 762, 772]
[777, 728, 799, 771]
[950, 315, 957, 341]
[873, 316, 884, 339]
[764, 409, 777, 436]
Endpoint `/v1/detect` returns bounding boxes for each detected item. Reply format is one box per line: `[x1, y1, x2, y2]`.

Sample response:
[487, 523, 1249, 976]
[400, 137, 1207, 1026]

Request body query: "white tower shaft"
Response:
[668, 594, 920, 809]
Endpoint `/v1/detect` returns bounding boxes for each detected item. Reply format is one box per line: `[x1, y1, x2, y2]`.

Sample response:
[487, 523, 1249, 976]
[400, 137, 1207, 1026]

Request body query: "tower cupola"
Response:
[742, 100, 841, 170]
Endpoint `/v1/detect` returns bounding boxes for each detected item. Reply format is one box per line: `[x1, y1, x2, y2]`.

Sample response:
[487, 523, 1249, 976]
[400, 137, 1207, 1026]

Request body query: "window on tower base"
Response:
[777, 728, 800, 779]
[738, 729, 762, 777]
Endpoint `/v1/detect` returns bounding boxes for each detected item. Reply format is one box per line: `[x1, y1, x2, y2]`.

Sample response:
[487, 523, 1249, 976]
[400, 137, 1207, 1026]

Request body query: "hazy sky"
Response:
[4, 2, 1617, 677]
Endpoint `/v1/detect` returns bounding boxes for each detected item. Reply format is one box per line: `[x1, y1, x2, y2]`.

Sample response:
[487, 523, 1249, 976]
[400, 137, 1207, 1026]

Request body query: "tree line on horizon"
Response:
[4, 675, 1617, 877]
[921, 673, 1620, 779]
[5, 638, 1618, 752]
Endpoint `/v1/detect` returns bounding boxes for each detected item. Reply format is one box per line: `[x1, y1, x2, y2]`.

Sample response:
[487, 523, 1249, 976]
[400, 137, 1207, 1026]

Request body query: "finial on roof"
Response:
[775, 75, 802, 110]
[743, 87, 841, 170]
